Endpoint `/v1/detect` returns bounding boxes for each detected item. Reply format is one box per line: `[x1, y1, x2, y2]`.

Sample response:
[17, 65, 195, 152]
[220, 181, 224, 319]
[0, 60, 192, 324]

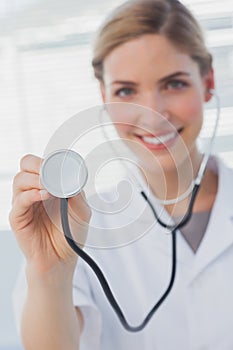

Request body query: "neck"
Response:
[140, 147, 203, 204]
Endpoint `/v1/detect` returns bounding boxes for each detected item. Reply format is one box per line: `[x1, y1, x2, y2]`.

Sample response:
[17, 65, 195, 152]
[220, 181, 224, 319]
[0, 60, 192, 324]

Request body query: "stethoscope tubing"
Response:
[58, 90, 220, 331]
[60, 183, 200, 332]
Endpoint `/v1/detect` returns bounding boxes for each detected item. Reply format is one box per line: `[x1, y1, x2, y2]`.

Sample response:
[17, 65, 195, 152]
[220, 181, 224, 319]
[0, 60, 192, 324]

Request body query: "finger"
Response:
[20, 154, 43, 174]
[13, 172, 44, 199]
[10, 189, 49, 224]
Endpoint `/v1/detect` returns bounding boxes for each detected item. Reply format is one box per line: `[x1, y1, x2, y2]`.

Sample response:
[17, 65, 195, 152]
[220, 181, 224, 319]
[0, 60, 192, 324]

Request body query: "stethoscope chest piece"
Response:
[40, 149, 88, 198]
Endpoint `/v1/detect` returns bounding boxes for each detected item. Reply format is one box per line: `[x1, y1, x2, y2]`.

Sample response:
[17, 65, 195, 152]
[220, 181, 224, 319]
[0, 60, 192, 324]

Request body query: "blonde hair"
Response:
[92, 0, 212, 82]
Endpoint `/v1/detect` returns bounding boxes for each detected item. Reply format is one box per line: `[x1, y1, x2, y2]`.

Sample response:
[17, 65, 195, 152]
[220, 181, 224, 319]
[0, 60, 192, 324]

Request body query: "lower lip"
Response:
[137, 133, 179, 151]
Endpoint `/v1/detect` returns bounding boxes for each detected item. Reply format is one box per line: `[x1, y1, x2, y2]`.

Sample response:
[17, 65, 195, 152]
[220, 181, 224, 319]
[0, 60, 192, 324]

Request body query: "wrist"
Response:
[25, 260, 76, 292]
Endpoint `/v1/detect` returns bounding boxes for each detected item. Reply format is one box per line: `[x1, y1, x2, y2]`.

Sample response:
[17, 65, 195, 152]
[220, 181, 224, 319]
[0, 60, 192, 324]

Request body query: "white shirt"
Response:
[13, 157, 233, 350]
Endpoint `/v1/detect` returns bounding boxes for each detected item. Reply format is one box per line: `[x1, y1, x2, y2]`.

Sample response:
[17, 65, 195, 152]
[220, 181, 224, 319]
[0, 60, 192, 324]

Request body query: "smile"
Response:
[142, 131, 177, 145]
[136, 128, 183, 150]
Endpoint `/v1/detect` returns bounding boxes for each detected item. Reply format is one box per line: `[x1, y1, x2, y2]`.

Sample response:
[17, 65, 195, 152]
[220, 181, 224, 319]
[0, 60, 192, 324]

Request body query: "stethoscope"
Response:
[40, 90, 220, 332]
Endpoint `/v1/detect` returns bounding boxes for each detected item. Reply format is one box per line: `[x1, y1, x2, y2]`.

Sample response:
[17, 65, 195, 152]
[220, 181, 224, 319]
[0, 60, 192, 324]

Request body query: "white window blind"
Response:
[0, 0, 232, 230]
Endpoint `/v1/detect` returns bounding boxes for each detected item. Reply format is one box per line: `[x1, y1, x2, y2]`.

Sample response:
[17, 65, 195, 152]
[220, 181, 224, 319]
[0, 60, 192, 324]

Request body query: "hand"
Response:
[9, 154, 91, 276]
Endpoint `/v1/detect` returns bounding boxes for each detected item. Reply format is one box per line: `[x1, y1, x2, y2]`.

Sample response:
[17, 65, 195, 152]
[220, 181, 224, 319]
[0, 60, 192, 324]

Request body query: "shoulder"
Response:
[208, 155, 233, 177]
[87, 173, 144, 216]
[85, 175, 153, 249]
[212, 156, 233, 205]
[214, 156, 233, 182]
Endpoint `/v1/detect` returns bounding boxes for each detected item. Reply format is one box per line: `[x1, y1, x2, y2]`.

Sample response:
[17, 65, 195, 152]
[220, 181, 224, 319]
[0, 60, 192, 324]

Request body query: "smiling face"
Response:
[100, 34, 214, 175]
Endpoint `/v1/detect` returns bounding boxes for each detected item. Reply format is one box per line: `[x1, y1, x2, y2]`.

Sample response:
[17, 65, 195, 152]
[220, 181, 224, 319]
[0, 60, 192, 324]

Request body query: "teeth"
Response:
[142, 132, 177, 145]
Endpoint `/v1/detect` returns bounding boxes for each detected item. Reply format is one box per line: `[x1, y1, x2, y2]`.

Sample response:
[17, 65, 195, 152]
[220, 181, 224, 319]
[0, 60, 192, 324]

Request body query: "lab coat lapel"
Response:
[189, 159, 233, 283]
[130, 157, 233, 277]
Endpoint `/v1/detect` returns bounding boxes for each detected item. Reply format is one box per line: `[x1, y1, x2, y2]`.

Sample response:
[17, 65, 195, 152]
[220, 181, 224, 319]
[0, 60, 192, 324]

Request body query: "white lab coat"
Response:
[13, 156, 233, 350]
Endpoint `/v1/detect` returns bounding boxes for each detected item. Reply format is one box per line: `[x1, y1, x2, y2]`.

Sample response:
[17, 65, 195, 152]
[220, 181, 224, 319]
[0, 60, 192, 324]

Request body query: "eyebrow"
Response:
[109, 71, 190, 86]
[109, 80, 137, 86]
[159, 71, 190, 84]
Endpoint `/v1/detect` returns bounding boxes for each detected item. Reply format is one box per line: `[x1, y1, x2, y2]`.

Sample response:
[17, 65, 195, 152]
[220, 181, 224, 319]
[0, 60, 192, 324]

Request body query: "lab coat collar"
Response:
[130, 157, 233, 281]
[188, 157, 233, 284]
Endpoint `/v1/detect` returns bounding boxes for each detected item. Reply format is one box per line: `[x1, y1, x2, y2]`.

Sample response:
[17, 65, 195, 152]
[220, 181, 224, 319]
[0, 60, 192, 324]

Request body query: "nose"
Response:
[137, 92, 171, 130]
[140, 91, 165, 115]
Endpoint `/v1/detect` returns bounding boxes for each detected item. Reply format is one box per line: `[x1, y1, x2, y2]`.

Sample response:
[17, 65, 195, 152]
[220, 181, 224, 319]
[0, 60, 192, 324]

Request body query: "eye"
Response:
[114, 87, 134, 97]
[166, 80, 189, 90]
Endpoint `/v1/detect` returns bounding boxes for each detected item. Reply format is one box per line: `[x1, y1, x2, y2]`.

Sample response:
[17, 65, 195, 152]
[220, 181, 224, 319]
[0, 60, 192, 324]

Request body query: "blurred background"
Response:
[0, 0, 232, 349]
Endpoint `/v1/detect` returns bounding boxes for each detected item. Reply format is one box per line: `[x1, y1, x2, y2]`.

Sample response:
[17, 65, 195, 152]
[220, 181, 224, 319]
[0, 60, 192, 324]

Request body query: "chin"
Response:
[138, 149, 193, 175]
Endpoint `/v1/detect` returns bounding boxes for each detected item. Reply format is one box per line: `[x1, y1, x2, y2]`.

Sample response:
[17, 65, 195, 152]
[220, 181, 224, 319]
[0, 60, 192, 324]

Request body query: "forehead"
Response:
[103, 34, 198, 83]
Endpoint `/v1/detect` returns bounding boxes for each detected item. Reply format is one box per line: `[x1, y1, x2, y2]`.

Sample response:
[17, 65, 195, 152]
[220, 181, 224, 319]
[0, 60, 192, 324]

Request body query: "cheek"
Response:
[113, 124, 132, 139]
[171, 92, 204, 124]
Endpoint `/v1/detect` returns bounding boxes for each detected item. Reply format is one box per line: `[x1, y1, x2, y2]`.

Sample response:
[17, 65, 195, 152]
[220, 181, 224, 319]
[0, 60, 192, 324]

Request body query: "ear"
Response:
[99, 82, 106, 103]
[203, 68, 215, 102]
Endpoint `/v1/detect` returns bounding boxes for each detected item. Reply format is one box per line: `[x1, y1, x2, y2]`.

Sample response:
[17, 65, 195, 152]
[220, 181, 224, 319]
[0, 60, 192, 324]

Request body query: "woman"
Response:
[10, 0, 233, 349]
